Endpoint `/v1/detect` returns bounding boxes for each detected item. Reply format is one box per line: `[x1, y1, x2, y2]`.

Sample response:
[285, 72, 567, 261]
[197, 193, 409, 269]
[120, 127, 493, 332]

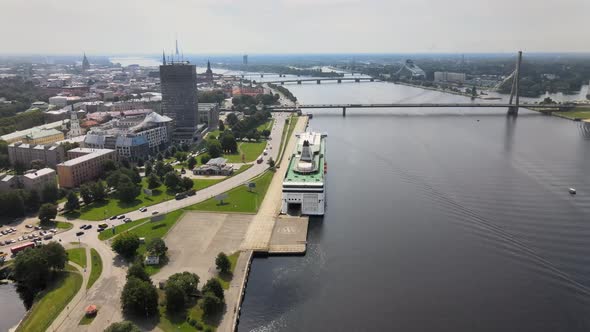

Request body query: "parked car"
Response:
[139, 207, 147, 212]
[97, 228, 105, 233]
[175, 193, 186, 200]
[84, 225, 93, 230]
[43, 234, 53, 240]
[75, 231, 84, 236]
[123, 218, 132, 223]
[118, 215, 125, 220]
[25, 225, 33, 229]
[80, 224, 87, 229]
[109, 215, 118, 220]
[152, 211, 159, 215]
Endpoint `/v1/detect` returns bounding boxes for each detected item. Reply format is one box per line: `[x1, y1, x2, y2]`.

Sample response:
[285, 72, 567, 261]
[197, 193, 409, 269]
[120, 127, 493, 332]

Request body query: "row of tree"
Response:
[267, 83, 298, 103]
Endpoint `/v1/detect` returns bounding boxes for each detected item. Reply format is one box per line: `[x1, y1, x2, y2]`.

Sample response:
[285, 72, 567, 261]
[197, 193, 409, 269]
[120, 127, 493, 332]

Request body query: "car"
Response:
[75, 231, 84, 236]
[118, 215, 125, 220]
[123, 218, 132, 223]
[10, 239, 16, 243]
[175, 193, 186, 200]
[152, 211, 159, 215]
[43, 235, 53, 240]
[80, 224, 87, 229]
[98, 223, 108, 229]
[17, 237, 23, 241]
[97, 228, 105, 232]
[109, 215, 118, 220]
[50, 229, 57, 233]
[139, 207, 147, 212]
[84, 225, 93, 230]
[25, 225, 33, 229]
[34, 226, 41, 230]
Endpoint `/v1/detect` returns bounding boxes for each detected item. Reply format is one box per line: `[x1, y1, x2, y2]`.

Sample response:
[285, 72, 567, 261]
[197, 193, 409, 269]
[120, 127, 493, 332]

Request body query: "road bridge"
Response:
[256, 77, 376, 85]
[267, 103, 574, 116]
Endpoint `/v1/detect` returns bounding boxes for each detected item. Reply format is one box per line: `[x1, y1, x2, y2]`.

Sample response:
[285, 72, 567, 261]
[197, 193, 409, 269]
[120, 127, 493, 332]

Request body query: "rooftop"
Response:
[1, 119, 69, 142]
[23, 168, 55, 179]
[284, 132, 326, 184]
[59, 148, 114, 167]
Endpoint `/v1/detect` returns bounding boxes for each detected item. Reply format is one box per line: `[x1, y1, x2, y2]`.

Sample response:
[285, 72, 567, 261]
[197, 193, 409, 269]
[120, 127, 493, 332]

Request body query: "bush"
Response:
[104, 320, 142, 332]
[120, 277, 159, 317]
[111, 232, 140, 260]
[200, 153, 211, 165]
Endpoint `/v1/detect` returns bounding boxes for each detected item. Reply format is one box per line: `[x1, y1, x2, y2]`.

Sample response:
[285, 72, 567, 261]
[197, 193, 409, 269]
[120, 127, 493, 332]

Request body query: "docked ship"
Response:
[281, 131, 327, 216]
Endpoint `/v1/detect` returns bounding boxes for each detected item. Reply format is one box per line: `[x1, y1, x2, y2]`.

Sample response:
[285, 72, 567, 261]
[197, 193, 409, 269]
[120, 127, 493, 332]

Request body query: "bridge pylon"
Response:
[507, 51, 522, 116]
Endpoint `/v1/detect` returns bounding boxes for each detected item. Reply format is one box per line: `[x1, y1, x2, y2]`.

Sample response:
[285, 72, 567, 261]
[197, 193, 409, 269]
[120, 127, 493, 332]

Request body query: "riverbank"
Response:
[394, 81, 489, 100]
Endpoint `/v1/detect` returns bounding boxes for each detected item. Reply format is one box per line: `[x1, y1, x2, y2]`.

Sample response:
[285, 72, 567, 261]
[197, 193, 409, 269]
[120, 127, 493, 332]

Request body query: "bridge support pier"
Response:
[297, 80, 301, 84]
[370, 78, 374, 82]
[342, 107, 346, 117]
[260, 74, 264, 78]
[337, 79, 342, 83]
[355, 78, 360, 82]
[281, 81, 285, 85]
[317, 80, 321, 84]
[507, 106, 519, 116]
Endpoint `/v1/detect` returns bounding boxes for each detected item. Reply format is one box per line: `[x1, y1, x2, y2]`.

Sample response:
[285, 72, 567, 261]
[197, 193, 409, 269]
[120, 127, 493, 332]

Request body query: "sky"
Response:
[2, 0, 589, 55]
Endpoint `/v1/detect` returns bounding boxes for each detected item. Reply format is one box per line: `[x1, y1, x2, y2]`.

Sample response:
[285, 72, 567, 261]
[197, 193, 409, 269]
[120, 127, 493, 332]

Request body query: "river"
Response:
[238, 82, 590, 331]
[0, 284, 26, 331]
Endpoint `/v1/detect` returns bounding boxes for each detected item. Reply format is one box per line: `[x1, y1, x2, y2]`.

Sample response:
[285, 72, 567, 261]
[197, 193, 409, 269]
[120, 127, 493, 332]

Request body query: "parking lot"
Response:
[0, 217, 63, 254]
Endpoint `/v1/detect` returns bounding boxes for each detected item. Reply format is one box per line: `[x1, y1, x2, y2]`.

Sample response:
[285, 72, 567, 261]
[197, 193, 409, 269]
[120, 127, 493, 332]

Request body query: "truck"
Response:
[10, 242, 35, 255]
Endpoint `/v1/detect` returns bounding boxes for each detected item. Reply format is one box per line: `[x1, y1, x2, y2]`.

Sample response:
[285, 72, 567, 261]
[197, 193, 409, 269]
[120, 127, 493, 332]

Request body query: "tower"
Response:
[205, 60, 213, 83]
[82, 53, 90, 71]
[243, 54, 248, 65]
[68, 108, 82, 138]
[162, 50, 166, 65]
[160, 54, 199, 143]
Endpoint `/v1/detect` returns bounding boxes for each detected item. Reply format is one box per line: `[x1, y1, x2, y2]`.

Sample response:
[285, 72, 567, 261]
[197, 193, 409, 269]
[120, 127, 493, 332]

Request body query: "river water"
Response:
[238, 82, 590, 331]
[0, 284, 26, 331]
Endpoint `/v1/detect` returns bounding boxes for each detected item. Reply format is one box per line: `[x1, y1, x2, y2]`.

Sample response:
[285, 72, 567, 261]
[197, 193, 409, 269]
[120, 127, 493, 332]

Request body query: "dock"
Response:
[269, 216, 309, 254]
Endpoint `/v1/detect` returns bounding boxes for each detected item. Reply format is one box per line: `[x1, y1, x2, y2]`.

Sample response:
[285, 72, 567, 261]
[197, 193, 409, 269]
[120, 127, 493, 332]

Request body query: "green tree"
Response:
[102, 159, 118, 174]
[201, 292, 223, 317]
[112, 232, 140, 260]
[215, 252, 231, 274]
[146, 238, 167, 257]
[164, 171, 181, 190]
[13, 247, 50, 293]
[144, 161, 153, 176]
[167, 272, 199, 296]
[218, 120, 225, 131]
[80, 184, 93, 204]
[120, 277, 159, 317]
[26, 189, 41, 212]
[181, 177, 193, 191]
[267, 157, 275, 168]
[226, 113, 239, 127]
[106, 172, 121, 188]
[187, 156, 197, 170]
[165, 281, 186, 313]
[207, 140, 222, 158]
[147, 173, 161, 189]
[30, 159, 46, 170]
[41, 242, 68, 270]
[38, 203, 57, 224]
[41, 182, 58, 203]
[104, 321, 142, 332]
[202, 278, 224, 300]
[174, 151, 188, 162]
[65, 191, 80, 211]
[117, 176, 140, 204]
[92, 181, 107, 201]
[220, 132, 238, 153]
[127, 262, 151, 282]
[200, 153, 211, 165]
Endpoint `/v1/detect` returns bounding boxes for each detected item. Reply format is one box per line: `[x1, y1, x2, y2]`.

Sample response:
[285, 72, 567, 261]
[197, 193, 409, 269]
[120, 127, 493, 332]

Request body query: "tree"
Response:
[92, 181, 107, 201]
[117, 176, 140, 204]
[106, 172, 121, 188]
[146, 238, 167, 257]
[30, 159, 46, 170]
[41, 182, 58, 203]
[65, 191, 80, 211]
[201, 292, 223, 317]
[120, 277, 159, 317]
[165, 282, 186, 313]
[207, 140, 222, 158]
[112, 232, 140, 259]
[181, 177, 193, 191]
[127, 262, 151, 282]
[174, 151, 187, 162]
[13, 247, 49, 293]
[0, 191, 25, 217]
[170, 146, 177, 155]
[147, 173, 161, 189]
[261, 129, 270, 138]
[38, 203, 57, 224]
[26, 189, 41, 212]
[41, 242, 68, 270]
[164, 171, 181, 190]
[80, 183, 93, 204]
[144, 161, 153, 176]
[226, 113, 238, 126]
[220, 132, 238, 153]
[200, 153, 211, 165]
[187, 156, 197, 170]
[215, 252, 231, 274]
[218, 120, 225, 131]
[104, 321, 142, 332]
[167, 272, 199, 296]
[202, 278, 224, 300]
[102, 159, 118, 174]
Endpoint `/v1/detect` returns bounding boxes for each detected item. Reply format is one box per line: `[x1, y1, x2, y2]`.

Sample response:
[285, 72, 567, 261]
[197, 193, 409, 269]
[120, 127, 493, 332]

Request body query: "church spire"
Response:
[82, 52, 90, 71]
[207, 60, 211, 71]
[175, 39, 179, 56]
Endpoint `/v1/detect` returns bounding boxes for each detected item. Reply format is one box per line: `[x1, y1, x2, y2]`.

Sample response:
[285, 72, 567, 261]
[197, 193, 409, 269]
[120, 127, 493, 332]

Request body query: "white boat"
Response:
[569, 188, 576, 195]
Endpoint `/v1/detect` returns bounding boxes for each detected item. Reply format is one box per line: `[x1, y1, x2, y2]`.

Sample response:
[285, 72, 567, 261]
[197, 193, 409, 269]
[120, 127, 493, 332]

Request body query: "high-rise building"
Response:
[160, 61, 199, 143]
[243, 54, 248, 65]
[82, 53, 90, 71]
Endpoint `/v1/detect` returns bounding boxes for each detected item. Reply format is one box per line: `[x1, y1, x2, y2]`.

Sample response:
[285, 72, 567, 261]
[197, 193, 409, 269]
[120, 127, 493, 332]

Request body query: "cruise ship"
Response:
[281, 131, 327, 216]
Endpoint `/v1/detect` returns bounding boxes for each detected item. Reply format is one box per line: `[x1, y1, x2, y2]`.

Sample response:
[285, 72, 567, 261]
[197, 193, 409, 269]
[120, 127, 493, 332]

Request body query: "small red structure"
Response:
[85, 304, 98, 316]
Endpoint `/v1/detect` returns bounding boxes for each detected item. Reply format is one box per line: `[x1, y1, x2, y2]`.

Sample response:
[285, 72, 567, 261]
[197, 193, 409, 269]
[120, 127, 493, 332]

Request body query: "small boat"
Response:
[569, 188, 576, 195]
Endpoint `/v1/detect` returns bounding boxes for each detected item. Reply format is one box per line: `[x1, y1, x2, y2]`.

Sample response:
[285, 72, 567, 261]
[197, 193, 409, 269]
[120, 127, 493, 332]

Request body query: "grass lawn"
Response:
[193, 178, 224, 191]
[232, 164, 252, 177]
[39, 220, 73, 231]
[185, 171, 274, 213]
[66, 248, 87, 269]
[98, 217, 147, 241]
[16, 265, 83, 332]
[79, 314, 96, 325]
[87, 248, 103, 289]
[216, 252, 240, 289]
[157, 296, 218, 332]
[206, 129, 222, 139]
[554, 108, 590, 120]
[224, 141, 267, 163]
[256, 118, 274, 131]
[129, 210, 186, 256]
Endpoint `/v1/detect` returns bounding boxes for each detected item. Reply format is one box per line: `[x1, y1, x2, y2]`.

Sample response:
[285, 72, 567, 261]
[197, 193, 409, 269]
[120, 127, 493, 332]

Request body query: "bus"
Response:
[10, 242, 35, 255]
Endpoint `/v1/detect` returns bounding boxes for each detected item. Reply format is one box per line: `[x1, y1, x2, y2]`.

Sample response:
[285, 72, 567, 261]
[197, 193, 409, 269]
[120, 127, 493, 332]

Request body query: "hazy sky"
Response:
[2, 0, 589, 54]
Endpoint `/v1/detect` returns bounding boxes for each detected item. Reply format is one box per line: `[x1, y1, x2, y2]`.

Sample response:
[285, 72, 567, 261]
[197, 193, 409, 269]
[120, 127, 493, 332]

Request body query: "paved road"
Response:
[45, 113, 290, 331]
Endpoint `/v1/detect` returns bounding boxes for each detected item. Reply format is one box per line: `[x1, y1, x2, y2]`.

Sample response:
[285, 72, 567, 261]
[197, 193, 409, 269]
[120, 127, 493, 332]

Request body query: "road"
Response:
[42, 113, 290, 331]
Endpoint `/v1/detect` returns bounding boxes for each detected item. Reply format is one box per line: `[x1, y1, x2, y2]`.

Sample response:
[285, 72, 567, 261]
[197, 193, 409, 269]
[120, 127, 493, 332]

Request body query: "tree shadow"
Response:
[126, 312, 160, 331]
[218, 271, 234, 285]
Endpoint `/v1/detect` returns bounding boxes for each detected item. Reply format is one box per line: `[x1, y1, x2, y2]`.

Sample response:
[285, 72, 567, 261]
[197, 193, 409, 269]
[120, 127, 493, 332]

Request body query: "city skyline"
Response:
[2, 0, 590, 54]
